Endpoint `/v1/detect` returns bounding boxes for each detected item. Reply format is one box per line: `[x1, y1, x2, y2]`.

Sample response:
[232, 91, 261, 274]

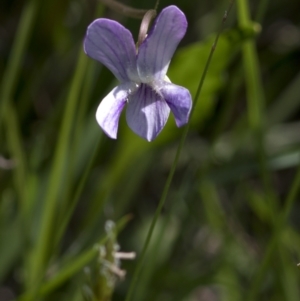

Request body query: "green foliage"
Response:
[0, 0, 300, 301]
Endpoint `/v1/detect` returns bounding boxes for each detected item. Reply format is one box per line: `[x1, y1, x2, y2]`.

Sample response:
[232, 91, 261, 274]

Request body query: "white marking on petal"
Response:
[126, 84, 170, 141]
[96, 82, 139, 138]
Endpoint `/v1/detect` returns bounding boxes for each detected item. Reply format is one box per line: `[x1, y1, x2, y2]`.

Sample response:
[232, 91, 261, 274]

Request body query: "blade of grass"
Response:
[237, 0, 278, 224]
[55, 2, 105, 235]
[27, 5, 107, 293]
[247, 160, 300, 300]
[278, 245, 300, 301]
[3, 104, 27, 205]
[0, 0, 39, 111]
[236, 0, 264, 133]
[27, 49, 89, 293]
[236, 1, 288, 298]
[54, 42, 104, 248]
[0, 0, 39, 212]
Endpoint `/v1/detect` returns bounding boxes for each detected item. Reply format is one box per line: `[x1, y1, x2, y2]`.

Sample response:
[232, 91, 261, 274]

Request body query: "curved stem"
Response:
[136, 10, 157, 49]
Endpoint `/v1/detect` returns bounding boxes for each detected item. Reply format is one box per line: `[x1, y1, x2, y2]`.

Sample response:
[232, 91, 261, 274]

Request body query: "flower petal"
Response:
[160, 82, 192, 127]
[96, 83, 138, 139]
[84, 19, 137, 83]
[126, 84, 170, 141]
[137, 6, 187, 82]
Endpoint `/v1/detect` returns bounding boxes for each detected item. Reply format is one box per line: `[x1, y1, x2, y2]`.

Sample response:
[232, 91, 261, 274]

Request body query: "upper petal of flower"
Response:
[84, 19, 138, 83]
[126, 84, 170, 141]
[96, 83, 138, 139]
[137, 6, 187, 82]
[160, 82, 192, 127]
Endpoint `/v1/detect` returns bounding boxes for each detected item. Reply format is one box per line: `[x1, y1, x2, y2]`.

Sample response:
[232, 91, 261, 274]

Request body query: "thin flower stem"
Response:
[137, 10, 157, 48]
[124, 3, 234, 301]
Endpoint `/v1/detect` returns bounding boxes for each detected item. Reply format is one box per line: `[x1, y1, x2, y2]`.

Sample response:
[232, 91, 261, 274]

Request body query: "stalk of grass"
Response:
[26, 3, 108, 294]
[278, 244, 300, 301]
[27, 49, 89, 294]
[236, 0, 264, 132]
[124, 2, 234, 301]
[0, 0, 38, 112]
[0, 0, 39, 213]
[54, 35, 104, 248]
[3, 105, 27, 204]
[247, 161, 300, 300]
[236, 0, 279, 224]
[235, 0, 299, 299]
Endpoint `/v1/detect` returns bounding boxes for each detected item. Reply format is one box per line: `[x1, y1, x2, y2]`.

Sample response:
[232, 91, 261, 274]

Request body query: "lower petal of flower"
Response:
[126, 84, 170, 141]
[96, 83, 137, 139]
[160, 82, 192, 127]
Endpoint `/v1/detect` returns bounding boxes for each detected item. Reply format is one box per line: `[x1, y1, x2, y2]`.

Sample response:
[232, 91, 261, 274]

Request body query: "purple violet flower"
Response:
[84, 5, 192, 141]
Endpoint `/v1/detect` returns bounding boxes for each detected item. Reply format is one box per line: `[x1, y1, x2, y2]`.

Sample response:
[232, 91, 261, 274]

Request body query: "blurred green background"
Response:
[1, 0, 300, 300]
